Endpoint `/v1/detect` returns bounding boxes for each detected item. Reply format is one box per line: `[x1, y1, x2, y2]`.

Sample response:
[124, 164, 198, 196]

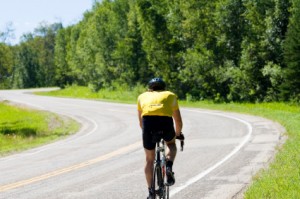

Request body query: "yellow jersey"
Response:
[137, 91, 179, 117]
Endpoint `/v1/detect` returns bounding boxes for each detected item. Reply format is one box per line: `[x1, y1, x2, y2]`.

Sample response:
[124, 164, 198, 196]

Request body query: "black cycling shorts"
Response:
[142, 116, 175, 150]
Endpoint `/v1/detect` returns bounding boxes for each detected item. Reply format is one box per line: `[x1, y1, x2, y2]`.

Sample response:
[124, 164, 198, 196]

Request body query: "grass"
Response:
[35, 84, 144, 104]
[0, 101, 80, 156]
[36, 85, 300, 198]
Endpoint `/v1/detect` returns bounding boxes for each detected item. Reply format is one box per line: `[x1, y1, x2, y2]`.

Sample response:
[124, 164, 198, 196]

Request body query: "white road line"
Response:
[64, 115, 98, 142]
[170, 110, 253, 197]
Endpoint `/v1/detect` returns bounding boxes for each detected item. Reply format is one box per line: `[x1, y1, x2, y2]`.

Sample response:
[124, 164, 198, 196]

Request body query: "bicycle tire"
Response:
[166, 185, 169, 199]
[157, 166, 163, 188]
[152, 164, 166, 199]
[151, 165, 157, 199]
[157, 166, 167, 199]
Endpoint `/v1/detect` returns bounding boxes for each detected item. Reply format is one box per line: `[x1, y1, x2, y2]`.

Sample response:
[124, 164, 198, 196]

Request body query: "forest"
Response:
[0, 0, 299, 103]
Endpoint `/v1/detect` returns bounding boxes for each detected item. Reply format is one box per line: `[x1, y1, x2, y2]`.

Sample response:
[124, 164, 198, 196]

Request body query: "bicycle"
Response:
[150, 132, 185, 199]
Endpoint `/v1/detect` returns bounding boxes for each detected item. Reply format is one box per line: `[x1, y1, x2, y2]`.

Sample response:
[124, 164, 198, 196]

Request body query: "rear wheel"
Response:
[156, 166, 166, 199]
[152, 165, 166, 199]
[151, 165, 157, 199]
[166, 185, 169, 199]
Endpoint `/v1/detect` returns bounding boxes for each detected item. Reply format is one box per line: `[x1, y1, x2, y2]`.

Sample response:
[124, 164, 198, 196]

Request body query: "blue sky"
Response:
[0, 0, 95, 44]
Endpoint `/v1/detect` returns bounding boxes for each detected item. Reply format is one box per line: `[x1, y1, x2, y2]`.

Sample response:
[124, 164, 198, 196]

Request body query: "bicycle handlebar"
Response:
[176, 133, 185, 151]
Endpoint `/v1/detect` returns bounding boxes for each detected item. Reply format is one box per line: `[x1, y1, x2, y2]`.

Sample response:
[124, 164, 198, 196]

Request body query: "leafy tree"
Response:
[54, 28, 73, 87]
[177, 1, 219, 99]
[122, 1, 149, 85]
[136, 0, 189, 93]
[281, 0, 300, 101]
[65, 25, 83, 85]
[70, 0, 130, 91]
[12, 39, 40, 88]
[0, 43, 13, 88]
[0, 22, 15, 44]
[179, 47, 216, 100]
[136, 0, 171, 79]
[215, 0, 246, 65]
[7, 0, 294, 102]
[231, 0, 289, 102]
[34, 23, 62, 86]
[262, 61, 284, 101]
[11, 23, 61, 88]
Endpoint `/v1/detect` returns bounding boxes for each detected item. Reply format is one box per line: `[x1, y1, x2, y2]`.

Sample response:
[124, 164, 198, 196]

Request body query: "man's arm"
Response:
[138, 110, 143, 129]
[173, 109, 183, 136]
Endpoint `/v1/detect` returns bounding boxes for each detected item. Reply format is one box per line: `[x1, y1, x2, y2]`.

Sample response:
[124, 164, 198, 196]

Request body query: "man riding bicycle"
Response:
[137, 78, 183, 199]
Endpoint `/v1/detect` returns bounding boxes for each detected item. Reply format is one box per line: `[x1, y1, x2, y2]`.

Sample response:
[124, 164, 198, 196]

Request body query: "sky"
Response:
[0, 0, 95, 44]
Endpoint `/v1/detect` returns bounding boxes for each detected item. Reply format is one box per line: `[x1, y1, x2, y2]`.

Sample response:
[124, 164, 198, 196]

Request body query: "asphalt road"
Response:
[0, 89, 284, 199]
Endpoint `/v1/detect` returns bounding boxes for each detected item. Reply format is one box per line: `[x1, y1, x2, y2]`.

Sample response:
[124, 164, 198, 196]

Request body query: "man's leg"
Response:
[165, 137, 177, 186]
[166, 136, 177, 162]
[144, 148, 155, 188]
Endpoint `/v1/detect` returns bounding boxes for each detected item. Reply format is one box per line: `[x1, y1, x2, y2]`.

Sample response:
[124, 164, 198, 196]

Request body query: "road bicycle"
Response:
[150, 132, 185, 199]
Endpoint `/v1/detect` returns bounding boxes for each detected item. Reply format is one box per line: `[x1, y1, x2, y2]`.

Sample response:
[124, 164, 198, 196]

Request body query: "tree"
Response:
[12, 40, 39, 88]
[0, 43, 13, 88]
[136, 0, 171, 79]
[177, 0, 220, 99]
[281, 0, 300, 101]
[54, 27, 74, 87]
[121, 1, 149, 85]
[228, 0, 290, 102]
[0, 22, 15, 44]
[34, 23, 62, 86]
[215, 0, 246, 65]
[136, 0, 190, 93]
[11, 23, 61, 88]
[30, 0, 292, 102]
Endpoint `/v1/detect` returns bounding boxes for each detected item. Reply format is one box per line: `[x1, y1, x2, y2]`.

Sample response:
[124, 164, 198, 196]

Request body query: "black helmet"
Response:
[148, 77, 166, 91]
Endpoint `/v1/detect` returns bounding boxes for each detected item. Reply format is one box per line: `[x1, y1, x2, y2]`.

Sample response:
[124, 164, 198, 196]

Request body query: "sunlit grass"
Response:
[0, 102, 80, 156]
[36, 85, 145, 104]
[37, 86, 300, 198]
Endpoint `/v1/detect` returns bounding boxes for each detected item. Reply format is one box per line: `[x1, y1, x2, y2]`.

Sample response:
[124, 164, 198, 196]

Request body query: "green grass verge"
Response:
[35, 85, 143, 104]
[0, 101, 80, 156]
[37, 85, 300, 198]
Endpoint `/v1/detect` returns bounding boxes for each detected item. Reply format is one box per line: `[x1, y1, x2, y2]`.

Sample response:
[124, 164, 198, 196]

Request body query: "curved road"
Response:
[0, 89, 284, 199]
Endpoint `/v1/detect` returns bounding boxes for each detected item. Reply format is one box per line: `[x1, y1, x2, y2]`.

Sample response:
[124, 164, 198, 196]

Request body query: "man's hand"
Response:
[176, 133, 185, 151]
[176, 133, 184, 140]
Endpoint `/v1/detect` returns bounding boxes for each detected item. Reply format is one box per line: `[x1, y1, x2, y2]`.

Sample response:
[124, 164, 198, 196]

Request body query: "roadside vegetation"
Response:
[36, 84, 145, 104]
[0, 101, 80, 156]
[37, 86, 300, 198]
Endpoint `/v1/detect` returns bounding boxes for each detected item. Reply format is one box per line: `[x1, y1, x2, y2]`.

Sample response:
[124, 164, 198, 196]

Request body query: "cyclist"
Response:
[137, 77, 183, 199]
